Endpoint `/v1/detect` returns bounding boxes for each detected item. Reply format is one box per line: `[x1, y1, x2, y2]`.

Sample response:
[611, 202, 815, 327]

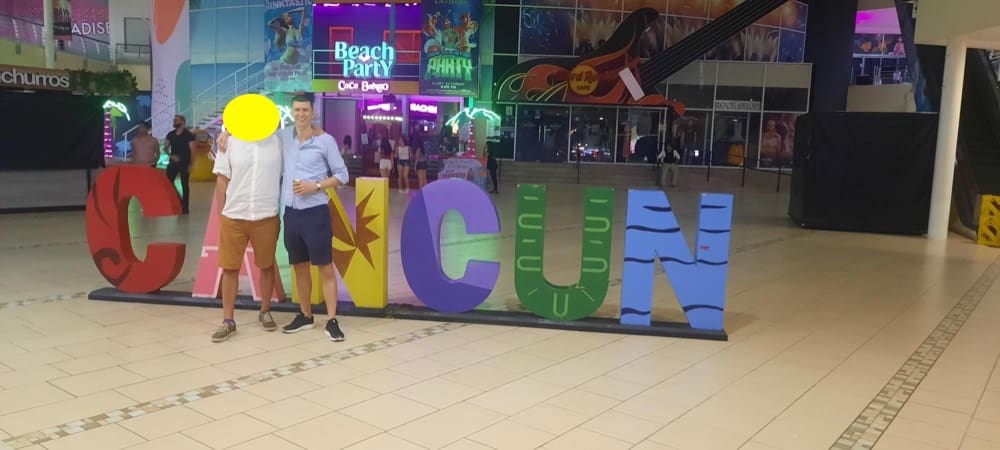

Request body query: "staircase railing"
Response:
[179, 61, 266, 130]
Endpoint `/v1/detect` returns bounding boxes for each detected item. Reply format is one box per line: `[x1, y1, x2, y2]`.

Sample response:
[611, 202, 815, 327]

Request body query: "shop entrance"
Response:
[320, 94, 463, 182]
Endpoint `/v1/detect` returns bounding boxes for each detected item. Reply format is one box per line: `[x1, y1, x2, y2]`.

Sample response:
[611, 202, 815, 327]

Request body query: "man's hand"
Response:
[170, 155, 180, 162]
[292, 180, 321, 196]
[216, 131, 230, 153]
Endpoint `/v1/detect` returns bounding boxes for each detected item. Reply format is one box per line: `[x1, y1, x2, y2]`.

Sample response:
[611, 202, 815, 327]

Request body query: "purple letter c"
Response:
[400, 179, 501, 312]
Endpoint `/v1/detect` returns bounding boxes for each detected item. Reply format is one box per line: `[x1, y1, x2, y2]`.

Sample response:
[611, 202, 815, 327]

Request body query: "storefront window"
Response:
[709, 111, 751, 167]
[618, 108, 662, 164]
[571, 107, 616, 163]
[665, 61, 716, 109]
[758, 112, 799, 168]
[672, 110, 709, 165]
[516, 106, 569, 162]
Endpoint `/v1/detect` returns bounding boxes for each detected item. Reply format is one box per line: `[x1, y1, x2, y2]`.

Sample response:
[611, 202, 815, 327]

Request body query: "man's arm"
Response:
[217, 125, 325, 153]
[212, 148, 232, 213]
[323, 136, 349, 189]
[214, 175, 230, 215]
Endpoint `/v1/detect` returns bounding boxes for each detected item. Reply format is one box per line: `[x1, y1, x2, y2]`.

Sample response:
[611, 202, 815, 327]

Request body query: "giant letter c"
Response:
[86, 166, 185, 293]
[400, 179, 500, 312]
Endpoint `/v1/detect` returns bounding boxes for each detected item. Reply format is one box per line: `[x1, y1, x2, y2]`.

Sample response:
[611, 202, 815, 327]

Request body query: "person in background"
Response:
[164, 115, 196, 214]
[414, 144, 429, 189]
[278, 95, 349, 342]
[209, 132, 283, 342]
[342, 134, 352, 155]
[395, 136, 411, 193]
[657, 145, 681, 188]
[485, 143, 499, 194]
[129, 123, 160, 168]
[378, 134, 393, 179]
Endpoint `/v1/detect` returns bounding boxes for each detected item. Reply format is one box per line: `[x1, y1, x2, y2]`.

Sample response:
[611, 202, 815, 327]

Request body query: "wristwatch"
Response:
[315, 182, 323, 192]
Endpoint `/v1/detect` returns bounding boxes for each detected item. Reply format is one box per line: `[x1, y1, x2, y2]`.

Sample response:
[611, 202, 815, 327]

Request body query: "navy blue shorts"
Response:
[283, 205, 333, 266]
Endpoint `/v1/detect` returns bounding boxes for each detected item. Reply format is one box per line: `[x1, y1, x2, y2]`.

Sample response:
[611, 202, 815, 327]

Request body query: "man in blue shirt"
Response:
[278, 95, 350, 341]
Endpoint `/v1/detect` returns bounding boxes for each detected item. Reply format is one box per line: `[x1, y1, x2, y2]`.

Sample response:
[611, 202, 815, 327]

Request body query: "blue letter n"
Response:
[620, 191, 734, 331]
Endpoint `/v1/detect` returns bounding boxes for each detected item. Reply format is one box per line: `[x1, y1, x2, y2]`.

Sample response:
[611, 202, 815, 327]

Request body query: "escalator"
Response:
[917, 46, 1000, 232]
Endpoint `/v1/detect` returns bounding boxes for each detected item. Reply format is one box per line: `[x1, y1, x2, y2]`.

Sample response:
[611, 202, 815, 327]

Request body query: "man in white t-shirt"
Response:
[210, 133, 284, 342]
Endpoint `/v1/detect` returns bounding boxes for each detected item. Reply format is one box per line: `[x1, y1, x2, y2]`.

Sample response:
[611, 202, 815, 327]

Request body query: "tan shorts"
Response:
[219, 215, 280, 271]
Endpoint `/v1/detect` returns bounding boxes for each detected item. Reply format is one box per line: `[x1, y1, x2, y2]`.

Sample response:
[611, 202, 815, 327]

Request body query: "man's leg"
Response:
[250, 216, 280, 331]
[180, 167, 191, 213]
[307, 205, 344, 342]
[293, 262, 313, 317]
[220, 269, 239, 320]
[214, 216, 249, 342]
[317, 263, 344, 341]
[318, 264, 338, 319]
[282, 209, 317, 333]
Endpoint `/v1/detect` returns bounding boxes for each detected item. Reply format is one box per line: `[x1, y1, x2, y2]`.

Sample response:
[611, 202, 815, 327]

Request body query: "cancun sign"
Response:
[85, 167, 733, 334]
[334, 41, 395, 79]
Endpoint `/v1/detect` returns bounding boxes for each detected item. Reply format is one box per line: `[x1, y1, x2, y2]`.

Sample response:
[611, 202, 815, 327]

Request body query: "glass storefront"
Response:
[495, 61, 810, 169]
[479, 0, 810, 169]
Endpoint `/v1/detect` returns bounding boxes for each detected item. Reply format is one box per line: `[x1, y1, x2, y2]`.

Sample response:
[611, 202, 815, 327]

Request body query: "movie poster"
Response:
[264, 0, 313, 93]
[419, 0, 482, 97]
[53, 0, 72, 41]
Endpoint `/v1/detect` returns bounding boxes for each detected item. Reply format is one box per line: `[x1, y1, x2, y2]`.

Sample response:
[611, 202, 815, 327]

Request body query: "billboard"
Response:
[419, 0, 481, 97]
[53, 0, 72, 41]
[151, 0, 190, 140]
[264, 0, 313, 92]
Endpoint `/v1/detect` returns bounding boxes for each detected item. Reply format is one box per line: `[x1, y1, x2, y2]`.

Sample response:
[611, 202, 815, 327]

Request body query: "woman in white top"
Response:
[394, 136, 411, 193]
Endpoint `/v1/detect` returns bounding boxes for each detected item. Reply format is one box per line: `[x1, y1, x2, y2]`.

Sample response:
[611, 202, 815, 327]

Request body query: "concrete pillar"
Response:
[927, 36, 968, 240]
[43, 0, 55, 68]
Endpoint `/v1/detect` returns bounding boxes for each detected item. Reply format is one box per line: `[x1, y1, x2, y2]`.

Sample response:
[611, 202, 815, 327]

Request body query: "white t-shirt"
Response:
[397, 145, 410, 160]
[212, 135, 283, 221]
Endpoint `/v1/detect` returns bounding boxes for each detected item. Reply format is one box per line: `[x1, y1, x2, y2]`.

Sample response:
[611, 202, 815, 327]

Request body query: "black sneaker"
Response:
[282, 313, 315, 333]
[325, 318, 345, 342]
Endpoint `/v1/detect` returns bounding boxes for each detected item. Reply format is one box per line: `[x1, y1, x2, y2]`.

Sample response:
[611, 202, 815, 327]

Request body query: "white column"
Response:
[927, 36, 968, 240]
[42, 0, 55, 68]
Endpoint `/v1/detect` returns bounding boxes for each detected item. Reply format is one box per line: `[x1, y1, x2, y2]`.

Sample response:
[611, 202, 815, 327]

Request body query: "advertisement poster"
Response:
[151, 0, 190, 140]
[1, 0, 108, 41]
[53, 0, 72, 41]
[264, 0, 313, 93]
[419, 0, 481, 97]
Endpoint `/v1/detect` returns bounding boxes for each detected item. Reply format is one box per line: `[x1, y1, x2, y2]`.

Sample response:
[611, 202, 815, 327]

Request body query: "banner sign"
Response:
[0, 65, 71, 91]
[2, 0, 107, 41]
[438, 157, 488, 190]
[419, 0, 481, 97]
[493, 8, 684, 115]
[265, 0, 313, 92]
[53, 0, 73, 41]
[151, 0, 190, 140]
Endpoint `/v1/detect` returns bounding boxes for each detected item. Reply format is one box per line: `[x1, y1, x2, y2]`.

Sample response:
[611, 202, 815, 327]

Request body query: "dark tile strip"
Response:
[831, 257, 1000, 450]
[0, 322, 466, 449]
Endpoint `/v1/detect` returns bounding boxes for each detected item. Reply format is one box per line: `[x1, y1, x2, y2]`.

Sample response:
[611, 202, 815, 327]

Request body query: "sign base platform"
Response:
[88, 288, 728, 340]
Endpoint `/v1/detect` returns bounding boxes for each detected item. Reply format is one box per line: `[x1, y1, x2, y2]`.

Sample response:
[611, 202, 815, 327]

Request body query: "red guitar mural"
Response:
[495, 8, 685, 115]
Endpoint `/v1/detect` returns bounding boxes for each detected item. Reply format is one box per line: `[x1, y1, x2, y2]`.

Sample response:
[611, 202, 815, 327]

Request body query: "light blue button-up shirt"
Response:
[279, 126, 349, 210]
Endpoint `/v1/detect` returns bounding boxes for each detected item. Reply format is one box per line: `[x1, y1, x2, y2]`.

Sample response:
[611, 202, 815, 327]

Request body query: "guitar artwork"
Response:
[495, 8, 686, 115]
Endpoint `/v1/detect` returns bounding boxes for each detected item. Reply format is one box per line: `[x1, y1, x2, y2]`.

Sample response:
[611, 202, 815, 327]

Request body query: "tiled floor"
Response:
[1, 175, 999, 449]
